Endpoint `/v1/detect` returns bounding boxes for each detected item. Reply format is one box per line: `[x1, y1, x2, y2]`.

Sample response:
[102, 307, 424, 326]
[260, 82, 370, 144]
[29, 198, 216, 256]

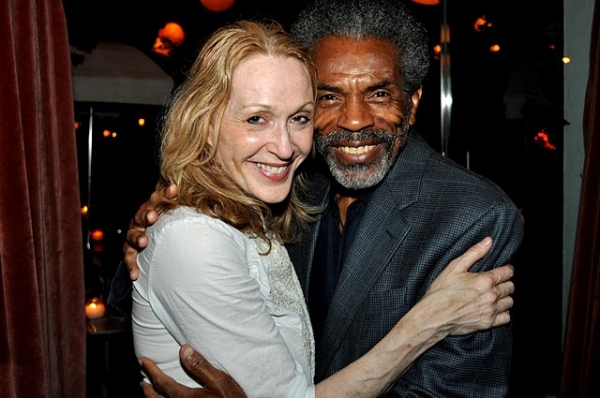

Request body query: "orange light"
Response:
[562, 57, 571, 64]
[85, 297, 106, 320]
[411, 0, 439, 5]
[138, 118, 146, 127]
[103, 129, 111, 137]
[534, 129, 556, 150]
[432, 44, 442, 61]
[75, 121, 81, 130]
[81, 206, 88, 215]
[474, 16, 493, 32]
[91, 229, 104, 241]
[489, 44, 501, 53]
[200, 0, 235, 12]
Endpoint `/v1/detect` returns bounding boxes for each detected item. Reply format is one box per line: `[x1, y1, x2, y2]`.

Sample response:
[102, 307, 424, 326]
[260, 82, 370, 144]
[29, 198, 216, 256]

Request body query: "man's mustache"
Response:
[316, 130, 397, 147]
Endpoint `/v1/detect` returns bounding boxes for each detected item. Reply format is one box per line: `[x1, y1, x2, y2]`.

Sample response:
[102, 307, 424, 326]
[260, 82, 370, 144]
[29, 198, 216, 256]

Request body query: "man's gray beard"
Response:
[315, 129, 408, 191]
[324, 150, 392, 190]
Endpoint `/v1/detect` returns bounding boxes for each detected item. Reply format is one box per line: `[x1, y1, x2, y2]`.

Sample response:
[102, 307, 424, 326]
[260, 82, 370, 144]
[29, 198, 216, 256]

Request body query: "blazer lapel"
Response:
[315, 130, 428, 377]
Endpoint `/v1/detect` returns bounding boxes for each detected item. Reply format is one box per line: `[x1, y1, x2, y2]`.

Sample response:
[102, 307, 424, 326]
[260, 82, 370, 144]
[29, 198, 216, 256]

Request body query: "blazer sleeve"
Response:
[383, 201, 524, 397]
[107, 261, 133, 319]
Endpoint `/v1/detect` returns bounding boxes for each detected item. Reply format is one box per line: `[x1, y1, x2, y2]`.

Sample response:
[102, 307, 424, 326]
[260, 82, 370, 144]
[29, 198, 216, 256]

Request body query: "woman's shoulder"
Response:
[150, 206, 248, 244]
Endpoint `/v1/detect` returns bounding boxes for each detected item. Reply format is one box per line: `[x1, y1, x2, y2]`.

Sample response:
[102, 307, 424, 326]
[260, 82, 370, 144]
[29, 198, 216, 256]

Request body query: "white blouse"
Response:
[132, 206, 315, 398]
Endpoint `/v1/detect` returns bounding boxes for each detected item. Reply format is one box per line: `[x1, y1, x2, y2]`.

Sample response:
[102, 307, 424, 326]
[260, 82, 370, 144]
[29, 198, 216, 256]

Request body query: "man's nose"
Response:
[337, 97, 375, 132]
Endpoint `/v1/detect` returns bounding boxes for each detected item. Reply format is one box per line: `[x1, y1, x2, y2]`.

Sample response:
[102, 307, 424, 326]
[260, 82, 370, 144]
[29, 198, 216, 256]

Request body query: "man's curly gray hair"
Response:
[291, 0, 431, 95]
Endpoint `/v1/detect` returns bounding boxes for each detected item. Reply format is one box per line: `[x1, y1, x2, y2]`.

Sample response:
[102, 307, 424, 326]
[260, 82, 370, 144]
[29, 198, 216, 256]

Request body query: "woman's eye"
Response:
[247, 116, 263, 124]
[292, 115, 312, 125]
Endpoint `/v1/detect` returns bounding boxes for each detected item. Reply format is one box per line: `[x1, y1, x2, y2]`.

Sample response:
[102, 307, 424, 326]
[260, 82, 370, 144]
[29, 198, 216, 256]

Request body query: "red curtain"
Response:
[0, 0, 86, 397]
[561, 0, 600, 396]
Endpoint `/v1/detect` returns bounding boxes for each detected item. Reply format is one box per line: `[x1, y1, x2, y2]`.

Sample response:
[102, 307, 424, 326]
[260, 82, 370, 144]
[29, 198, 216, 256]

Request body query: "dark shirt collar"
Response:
[327, 181, 375, 207]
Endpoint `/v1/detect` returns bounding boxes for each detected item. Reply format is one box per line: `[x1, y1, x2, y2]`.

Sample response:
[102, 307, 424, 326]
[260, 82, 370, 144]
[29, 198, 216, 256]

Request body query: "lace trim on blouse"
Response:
[248, 235, 316, 378]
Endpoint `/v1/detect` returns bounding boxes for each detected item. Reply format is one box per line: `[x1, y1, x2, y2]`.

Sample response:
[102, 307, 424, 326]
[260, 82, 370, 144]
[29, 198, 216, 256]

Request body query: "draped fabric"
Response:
[561, 0, 600, 396]
[0, 0, 86, 396]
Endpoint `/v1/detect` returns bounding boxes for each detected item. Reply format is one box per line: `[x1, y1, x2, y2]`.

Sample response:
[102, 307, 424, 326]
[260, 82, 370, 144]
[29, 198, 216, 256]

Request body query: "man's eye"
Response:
[374, 91, 389, 98]
[318, 93, 336, 101]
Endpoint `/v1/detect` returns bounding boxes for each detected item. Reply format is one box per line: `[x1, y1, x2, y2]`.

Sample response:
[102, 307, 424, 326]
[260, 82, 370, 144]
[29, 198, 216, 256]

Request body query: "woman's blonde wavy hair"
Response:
[156, 20, 320, 250]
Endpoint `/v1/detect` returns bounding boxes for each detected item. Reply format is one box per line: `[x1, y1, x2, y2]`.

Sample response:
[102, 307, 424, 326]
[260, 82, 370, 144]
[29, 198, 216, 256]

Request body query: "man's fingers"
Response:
[140, 357, 169, 384]
[140, 357, 186, 397]
[133, 209, 158, 228]
[179, 345, 246, 397]
[140, 381, 165, 398]
[179, 344, 217, 384]
[147, 184, 177, 208]
[123, 242, 140, 280]
[126, 226, 148, 249]
[165, 184, 178, 199]
[149, 189, 165, 206]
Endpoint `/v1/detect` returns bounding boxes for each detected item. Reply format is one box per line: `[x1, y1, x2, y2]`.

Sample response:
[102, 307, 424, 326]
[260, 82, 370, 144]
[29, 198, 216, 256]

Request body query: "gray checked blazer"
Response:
[286, 129, 524, 397]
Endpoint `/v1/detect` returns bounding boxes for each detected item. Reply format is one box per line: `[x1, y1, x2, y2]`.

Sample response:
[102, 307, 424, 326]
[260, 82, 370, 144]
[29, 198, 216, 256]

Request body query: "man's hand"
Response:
[124, 184, 178, 280]
[417, 237, 516, 337]
[139, 345, 246, 398]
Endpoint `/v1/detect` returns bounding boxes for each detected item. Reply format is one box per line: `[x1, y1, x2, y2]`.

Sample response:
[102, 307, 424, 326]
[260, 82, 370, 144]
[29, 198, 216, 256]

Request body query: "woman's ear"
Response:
[207, 120, 219, 147]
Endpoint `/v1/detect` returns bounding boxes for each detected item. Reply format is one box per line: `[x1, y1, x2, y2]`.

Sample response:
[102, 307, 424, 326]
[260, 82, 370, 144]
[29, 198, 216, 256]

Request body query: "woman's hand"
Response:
[416, 237, 515, 338]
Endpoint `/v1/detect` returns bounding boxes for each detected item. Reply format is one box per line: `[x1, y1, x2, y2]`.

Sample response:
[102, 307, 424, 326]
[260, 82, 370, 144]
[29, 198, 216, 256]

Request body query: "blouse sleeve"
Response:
[145, 215, 315, 398]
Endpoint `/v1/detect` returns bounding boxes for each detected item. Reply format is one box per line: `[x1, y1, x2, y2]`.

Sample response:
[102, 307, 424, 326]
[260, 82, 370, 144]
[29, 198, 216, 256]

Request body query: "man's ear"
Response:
[408, 86, 423, 126]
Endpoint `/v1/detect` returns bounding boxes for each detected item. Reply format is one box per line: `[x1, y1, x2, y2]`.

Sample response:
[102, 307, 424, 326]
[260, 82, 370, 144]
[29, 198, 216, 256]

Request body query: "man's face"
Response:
[312, 36, 422, 190]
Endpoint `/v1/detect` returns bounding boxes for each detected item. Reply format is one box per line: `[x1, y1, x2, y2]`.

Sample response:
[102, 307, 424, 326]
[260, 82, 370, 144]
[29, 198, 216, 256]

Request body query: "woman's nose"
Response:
[266, 125, 294, 160]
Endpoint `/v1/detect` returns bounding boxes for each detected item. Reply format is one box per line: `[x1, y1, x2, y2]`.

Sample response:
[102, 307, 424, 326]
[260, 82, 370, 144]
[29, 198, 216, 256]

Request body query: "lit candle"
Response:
[85, 297, 106, 320]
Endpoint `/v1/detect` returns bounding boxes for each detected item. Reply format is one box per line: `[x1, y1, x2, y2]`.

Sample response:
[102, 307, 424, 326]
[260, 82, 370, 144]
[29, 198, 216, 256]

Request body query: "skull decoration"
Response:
[152, 22, 185, 57]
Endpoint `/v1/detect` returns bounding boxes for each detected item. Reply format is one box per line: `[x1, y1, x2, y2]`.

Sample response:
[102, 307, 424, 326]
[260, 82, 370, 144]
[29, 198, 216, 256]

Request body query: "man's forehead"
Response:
[312, 36, 402, 88]
[313, 36, 398, 66]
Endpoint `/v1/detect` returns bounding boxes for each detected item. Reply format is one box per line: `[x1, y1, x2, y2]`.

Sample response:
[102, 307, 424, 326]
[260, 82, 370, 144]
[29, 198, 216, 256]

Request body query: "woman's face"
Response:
[213, 55, 314, 204]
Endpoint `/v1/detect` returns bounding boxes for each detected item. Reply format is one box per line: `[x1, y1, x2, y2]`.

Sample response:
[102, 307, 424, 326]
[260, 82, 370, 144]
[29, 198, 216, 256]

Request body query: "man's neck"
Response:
[332, 183, 367, 232]
[335, 193, 358, 232]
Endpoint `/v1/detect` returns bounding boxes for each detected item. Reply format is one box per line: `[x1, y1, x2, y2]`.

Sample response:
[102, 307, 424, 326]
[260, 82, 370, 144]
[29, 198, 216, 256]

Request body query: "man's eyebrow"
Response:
[366, 81, 393, 91]
[317, 81, 395, 93]
[317, 84, 341, 92]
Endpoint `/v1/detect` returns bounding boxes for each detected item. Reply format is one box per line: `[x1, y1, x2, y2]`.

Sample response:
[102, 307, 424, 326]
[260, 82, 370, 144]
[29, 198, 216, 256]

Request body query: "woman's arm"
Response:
[315, 236, 513, 397]
[138, 212, 315, 397]
[137, 236, 513, 398]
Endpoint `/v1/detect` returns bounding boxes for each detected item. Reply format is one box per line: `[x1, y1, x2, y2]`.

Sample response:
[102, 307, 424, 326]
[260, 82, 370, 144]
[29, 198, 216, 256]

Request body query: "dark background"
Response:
[65, 1, 564, 397]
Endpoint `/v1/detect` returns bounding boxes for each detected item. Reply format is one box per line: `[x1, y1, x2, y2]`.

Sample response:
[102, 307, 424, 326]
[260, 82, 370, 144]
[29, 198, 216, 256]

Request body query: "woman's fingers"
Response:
[443, 237, 493, 275]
